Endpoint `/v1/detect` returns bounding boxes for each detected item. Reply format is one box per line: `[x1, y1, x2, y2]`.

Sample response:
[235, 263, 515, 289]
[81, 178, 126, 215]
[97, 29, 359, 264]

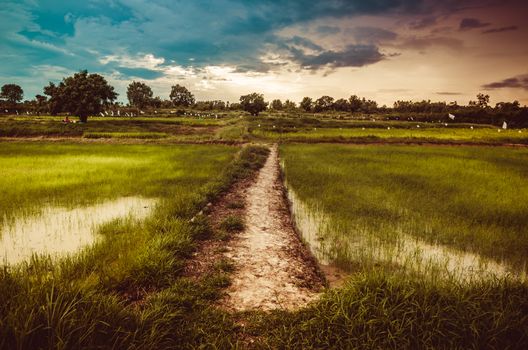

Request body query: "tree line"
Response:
[1, 70, 526, 125]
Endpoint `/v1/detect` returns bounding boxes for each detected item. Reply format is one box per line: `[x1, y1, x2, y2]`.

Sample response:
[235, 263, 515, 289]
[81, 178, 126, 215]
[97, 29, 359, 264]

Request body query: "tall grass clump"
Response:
[255, 273, 528, 349]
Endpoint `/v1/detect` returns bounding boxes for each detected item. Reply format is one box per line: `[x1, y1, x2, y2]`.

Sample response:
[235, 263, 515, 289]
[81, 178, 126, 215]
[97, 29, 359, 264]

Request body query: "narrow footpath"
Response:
[221, 145, 324, 311]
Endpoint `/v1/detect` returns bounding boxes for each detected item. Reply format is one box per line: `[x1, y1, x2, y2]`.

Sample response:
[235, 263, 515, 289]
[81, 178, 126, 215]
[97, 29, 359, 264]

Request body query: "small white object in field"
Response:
[470, 126, 474, 130]
[502, 121, 508, 129]
[314, 128, 317, 131]
[16, 110, 19, 115]
[445, 123, 448, 126]
[417, 125, 420, 128]
[140, 110, 145, 114]
[387, 127, 391, 130]
[155, 110, 157, 113]
[498, 129, 501, 132]
[518, 130, 522, 133]
[362, 127, 365, 130]
[449, 114, 456, 120]
[258, 124, 261, 127]
[117, 110, 120, 116]
[4, 109, 7, 113]
[273, 125, 276, 128]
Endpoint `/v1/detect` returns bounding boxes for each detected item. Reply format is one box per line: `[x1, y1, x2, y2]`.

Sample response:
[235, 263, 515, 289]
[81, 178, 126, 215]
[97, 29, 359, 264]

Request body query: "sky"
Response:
[1, 0, 527, 106]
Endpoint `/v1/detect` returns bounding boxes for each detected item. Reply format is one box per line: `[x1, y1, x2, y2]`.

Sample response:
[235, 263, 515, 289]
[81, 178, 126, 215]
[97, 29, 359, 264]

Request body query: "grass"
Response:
[280, 144, 528, 271]
[254, 273, 528, 349]
[0, 143, 270, 349]
[219, 215, 245, 232]
[4, 114, 528, 145]
[83, 131, 169, 139]
[0, 142, 234, 224]
[272, 143, 528, 348]
[253, 125, 528, 144]
[0, 115, 222, 139]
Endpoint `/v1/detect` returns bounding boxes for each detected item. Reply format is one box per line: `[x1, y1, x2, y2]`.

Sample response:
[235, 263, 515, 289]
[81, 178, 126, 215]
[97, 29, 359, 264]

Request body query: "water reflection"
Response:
[0, 197, 156, 265]
[286, 185, 524, 282]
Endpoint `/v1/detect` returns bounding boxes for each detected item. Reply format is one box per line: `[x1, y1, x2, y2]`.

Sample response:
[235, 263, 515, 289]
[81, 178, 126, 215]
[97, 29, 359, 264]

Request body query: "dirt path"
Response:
[221, 145, 324, 311]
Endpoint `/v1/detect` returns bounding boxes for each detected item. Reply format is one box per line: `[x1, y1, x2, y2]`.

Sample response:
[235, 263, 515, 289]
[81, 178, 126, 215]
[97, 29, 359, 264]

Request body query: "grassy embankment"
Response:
[249, 116, 528, 144]
[0, 115, 237, 141]
[0, 142, 269, 349]
[4, 114, 528, 145]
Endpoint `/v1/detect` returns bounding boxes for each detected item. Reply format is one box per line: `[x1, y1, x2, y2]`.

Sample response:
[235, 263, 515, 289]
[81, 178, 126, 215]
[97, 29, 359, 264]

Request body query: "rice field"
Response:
[0, 142, 260, 348]
[280, 144, 528, 276]
[254, 125, 528, 144]
[1, 135, 527, 348]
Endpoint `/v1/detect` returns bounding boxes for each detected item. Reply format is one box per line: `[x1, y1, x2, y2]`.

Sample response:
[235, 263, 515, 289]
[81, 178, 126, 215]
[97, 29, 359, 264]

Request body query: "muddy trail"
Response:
[217, 145, 324, 311]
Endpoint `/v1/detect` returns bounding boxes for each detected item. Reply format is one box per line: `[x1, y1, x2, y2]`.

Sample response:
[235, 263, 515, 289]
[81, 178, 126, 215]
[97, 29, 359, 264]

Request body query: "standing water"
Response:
[0, 197, 156, 265]
[285, 184, 525, 283]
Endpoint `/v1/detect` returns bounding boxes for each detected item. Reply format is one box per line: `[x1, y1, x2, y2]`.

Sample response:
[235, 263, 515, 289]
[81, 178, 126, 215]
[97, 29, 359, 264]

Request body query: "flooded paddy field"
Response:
[269, 143, 528, 347]
[281, 144, 528, 277]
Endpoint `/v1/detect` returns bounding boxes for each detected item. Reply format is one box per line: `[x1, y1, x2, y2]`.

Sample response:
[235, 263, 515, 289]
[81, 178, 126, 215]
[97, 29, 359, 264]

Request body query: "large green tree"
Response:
[44, 70, 117, 122]
[314, 95, 334, 112]
[170, 84, 195, 107]
[127, 81, 153, 109]
[240, 93, 268, 116]
[1, 84, 24, 105]
[271, 99, 283, 110]
[300, 97, 313, 112]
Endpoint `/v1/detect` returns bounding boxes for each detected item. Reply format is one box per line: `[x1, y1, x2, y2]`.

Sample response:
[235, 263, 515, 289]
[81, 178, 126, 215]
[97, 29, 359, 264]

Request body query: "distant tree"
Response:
[270, 99, 283, 110]
[161, 99, 173, 108]
[127, 81, 153, 109]
[43, 70, 117, 122]
[35, 94, 48, 115]
[477, 93, 490, 108]
[348, 95, 362, 112]
[194, 100, 227, 111]
[300, 97, 313, 112]
[314, 96, 334, 112]
[360, 98, 379, 113]
[496, 101, 520, 112]
[170, 84, 195, 107]
[283, 99, 296, 110]
[334, 98, 349, 111]
[1, 84, 24, 105]
[229, 102, 241, 110]
[240, 93, 267, 116]
[150, 96, 162, 109]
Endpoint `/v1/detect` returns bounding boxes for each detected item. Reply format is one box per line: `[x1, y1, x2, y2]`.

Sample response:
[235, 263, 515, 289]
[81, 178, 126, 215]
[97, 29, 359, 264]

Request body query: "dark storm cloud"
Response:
[482, 26, 519, 34]
[285, 36, 324, 51]
[399, 36, 464, 51]
[347, 27, 398, 44]
[459, 18, 491, 30]
[482, 74, 528, 90]
[437, 92, 463, 96]
[288, 44, 385, 70]
[316, 25, 341, 35]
